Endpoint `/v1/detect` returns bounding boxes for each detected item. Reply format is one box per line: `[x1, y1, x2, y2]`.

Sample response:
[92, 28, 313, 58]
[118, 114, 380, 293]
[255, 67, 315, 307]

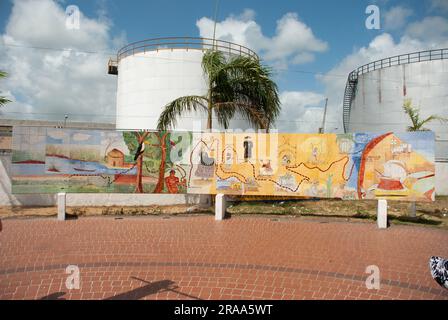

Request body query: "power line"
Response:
[0, 43, 115, 55]
[2, 110, 448, 127]
[3, 42, 448, 84]
[0, 111, 341, 123]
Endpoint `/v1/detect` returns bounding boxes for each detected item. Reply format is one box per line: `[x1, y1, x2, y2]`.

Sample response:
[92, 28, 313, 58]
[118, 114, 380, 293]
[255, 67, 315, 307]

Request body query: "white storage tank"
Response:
[343, 48, 448, 194]
[110, 37, 258, 131]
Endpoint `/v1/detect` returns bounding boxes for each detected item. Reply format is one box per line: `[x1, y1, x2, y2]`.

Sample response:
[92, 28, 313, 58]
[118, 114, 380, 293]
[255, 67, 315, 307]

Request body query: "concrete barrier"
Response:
[57, 192, 66, 221]
[377, 199, 388, 229]
[215, 194, 226, 221]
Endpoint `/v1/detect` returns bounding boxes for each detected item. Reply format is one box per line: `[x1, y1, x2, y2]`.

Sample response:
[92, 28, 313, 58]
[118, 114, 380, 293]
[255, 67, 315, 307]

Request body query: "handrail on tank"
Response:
[351, 48, 448, 78]
[116, 37, 259, 62]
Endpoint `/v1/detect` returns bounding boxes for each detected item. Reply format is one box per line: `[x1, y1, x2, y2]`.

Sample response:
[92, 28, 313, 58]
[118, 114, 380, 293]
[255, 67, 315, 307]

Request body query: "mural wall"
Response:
[11, 127, 435, 201]
[0, 126, 12, 154]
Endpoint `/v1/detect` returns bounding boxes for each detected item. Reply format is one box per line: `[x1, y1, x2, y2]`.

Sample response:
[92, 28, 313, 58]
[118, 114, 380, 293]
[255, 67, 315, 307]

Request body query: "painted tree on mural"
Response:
[403, 99, 447, 131]
[123, 131, 173, 193]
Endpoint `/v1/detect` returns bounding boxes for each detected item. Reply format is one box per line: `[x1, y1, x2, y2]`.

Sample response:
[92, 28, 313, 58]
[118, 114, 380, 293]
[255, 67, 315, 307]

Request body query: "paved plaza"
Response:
[0, 216, 447, 300]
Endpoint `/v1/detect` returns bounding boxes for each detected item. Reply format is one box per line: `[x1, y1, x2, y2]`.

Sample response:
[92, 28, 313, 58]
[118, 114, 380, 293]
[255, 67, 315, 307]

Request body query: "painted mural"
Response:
[11, 127, 435, 201]
[0, 126, 12, 153]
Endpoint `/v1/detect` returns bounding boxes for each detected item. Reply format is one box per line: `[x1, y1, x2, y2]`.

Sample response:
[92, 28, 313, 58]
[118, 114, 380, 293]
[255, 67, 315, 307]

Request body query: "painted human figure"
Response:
[311, 145, 318, 163]
[308, 180, 319, 197]
[243, 136, 253, 162]
[165, 170, 182, 194]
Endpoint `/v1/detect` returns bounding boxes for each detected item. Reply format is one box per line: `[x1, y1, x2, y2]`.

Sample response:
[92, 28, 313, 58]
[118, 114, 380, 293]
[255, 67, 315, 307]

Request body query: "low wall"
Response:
[1, 154, 447, 207]
[436, 161, 448, 196]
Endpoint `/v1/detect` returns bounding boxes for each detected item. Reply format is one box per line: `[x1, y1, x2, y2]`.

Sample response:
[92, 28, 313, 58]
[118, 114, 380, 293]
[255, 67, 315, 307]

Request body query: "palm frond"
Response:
[214, 55, 280, 129]
[157, 95, 208, 130]
[403, 99, 447, 131]
[0, 70, 11, 108]
[201, 50, 226, 81]
[421, 115, 448, 125]
[0, 97, 11, 107]
[214, 101, 268, 129]
[224, 76, 280, 128]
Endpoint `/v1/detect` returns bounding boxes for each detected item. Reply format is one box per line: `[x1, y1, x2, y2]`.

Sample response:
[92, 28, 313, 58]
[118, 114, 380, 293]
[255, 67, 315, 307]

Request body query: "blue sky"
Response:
[0, 0, 432, 92]
[0, 0, 447, 131]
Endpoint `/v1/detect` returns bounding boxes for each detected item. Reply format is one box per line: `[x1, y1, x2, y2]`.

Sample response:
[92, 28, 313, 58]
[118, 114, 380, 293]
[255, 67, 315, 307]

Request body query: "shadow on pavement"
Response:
[37, 277, 201, 300]
[105, 277, 202, 300]
[40, 292, 66, 300]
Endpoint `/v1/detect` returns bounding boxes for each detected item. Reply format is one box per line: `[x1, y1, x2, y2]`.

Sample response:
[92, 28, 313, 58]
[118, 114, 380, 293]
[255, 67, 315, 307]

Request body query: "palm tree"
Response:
[0, 71, 11, 108]
[403, 99, 447, 132]
[157, 50, 280, 132]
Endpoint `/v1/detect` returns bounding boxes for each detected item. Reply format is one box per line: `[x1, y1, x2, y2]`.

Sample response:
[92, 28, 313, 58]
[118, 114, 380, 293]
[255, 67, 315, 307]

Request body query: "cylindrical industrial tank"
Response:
[344, 48, 448, 194]
[113, 37, 258, 131]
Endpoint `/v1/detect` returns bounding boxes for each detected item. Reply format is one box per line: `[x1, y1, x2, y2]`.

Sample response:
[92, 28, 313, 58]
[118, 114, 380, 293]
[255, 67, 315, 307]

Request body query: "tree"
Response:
[157, 50, 280, 131]
[403, 99, 447, 132]
[150, 132, 169, 193]
[122, 131, 171, 193]
[0, 71, 11, 108]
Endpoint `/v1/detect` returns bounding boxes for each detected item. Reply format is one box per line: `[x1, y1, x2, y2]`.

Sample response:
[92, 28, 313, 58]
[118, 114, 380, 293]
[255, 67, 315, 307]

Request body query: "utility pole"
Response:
[319, 98, 328, 133]
[212, 0, 220, 50]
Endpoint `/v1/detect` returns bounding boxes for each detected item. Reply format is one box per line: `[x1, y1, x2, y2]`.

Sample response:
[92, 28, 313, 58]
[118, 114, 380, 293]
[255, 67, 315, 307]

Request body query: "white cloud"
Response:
[384, 6, 413, 30]
[429, 0, 448, 12]
[196, 10, 328, 67]
[275, 91, 326, 133]
[72, 133, 92, 141]
[405, 16, 448, 44]
[48, 129, 68, 140]
[292, 52, 315, 64]
[195, 9, 329, 133]
[0, 0, 121, 123]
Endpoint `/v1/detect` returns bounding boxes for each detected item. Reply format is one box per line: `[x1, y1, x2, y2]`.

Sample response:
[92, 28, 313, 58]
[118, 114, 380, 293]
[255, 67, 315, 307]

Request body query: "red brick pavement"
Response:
[0, 216, 447, 300]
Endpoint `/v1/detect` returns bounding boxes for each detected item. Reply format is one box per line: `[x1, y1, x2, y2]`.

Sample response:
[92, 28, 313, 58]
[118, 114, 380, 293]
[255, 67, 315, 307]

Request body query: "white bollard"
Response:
[57, 192, 66, 221]
[408, 201, 416, 218]
[215, 194, 226, 221]
[377, 199, 388, 229]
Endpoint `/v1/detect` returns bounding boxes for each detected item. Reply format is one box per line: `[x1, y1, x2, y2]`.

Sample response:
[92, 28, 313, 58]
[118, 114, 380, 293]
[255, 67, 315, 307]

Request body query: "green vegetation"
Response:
[12, 150, 45, 162]
[0, 70, 11, 108]
[226, 198, 448, 229]
[69, 147, 100, 162]
[403, 99, 447, 131]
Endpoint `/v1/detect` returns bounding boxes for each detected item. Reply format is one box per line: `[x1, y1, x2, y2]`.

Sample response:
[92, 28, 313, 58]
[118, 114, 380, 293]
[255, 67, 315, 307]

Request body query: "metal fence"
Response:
[116, 37, 259, 62]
